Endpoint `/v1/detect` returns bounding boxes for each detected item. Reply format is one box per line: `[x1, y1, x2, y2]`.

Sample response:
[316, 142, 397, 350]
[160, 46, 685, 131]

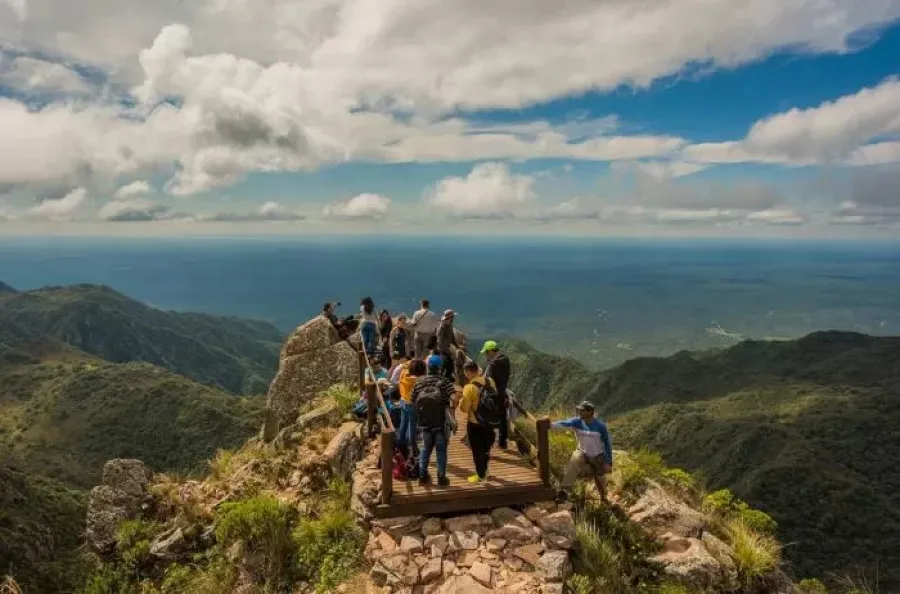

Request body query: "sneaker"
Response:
[555, 490, 569, 503]
[467, 474, 483, 484]
[419, 474, 431, 486]
[437, 476, 450, 488]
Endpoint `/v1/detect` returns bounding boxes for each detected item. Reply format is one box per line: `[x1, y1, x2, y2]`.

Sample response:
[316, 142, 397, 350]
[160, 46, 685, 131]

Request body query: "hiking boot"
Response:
[555, 490, 569, 503]
[418, 474, 431, 486]
[467, 474, 483, 484]
[437, 476, 450, 488]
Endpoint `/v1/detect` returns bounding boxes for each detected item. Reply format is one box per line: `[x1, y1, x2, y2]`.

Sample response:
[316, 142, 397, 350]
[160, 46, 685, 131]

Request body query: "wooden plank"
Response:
[375, 488, 557, 519]
[537, 417, 551, 488]
[381, 430, 395, 504]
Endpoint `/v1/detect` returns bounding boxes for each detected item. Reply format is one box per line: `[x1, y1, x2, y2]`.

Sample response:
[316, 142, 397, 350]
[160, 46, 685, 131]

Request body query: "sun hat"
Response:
[441, 309, 455, 320]
[480, 340, 499, 354]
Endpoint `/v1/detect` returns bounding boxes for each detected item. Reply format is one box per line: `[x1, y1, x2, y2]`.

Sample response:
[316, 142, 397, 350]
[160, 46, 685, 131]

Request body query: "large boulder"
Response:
[323, 422, 365, 480]
[627, 480, 706, 539]
[652, 536, 733, 592]
[86, 459, 153, 554]
[264, 326, 359, 438]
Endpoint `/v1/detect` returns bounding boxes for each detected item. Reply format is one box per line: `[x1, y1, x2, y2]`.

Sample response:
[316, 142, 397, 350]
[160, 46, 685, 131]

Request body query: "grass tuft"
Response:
[322, 384, 359, 418]
[724, 518, 781, 585]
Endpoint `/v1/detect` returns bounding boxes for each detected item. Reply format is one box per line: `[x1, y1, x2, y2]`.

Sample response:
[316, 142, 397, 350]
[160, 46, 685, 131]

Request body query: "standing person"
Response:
[322, 301, 339, 326]
[481, 340, 512, 450]
[409, 299, 439, 359]
[359, 297, 379, 355]
[411, 354, 457, 487]
[390, 314, 410, 362]
[379, 310, 394, 368]
[435, 310, 459, 381]
[552, 401, 614, 504]
[458, 360, 502, 483]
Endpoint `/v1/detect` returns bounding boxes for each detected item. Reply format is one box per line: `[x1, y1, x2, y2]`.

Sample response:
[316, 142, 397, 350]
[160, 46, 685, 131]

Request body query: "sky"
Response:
[1, 0, 900, 238]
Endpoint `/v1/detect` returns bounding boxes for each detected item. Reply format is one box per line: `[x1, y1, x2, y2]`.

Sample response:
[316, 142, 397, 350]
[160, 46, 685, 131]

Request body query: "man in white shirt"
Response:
[409, 299, 439, 358]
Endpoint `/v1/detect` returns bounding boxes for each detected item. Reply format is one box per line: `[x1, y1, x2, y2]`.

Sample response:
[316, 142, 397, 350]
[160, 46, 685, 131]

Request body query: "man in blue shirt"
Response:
[552, 401, 613, 504]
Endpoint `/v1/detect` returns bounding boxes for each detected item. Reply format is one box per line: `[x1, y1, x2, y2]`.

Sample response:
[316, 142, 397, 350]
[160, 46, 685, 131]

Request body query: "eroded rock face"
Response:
[627, 480, 706, 538]
[86, 459, 153, 554]
[324, 422, 365, 480]
[264, 316, 359, 439]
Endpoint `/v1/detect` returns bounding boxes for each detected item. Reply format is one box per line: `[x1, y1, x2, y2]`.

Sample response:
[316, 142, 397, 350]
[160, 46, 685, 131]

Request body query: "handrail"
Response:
[357, 325, 396, 433]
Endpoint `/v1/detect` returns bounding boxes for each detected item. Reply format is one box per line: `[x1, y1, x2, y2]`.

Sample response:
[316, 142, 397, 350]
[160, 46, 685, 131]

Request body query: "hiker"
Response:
[389, 313, 410, 361]
[481, 340, 512, 450]
[359, 297, 379, 355]
[411, 354, 458, 487]
[390, 352, 411, 385]
[409, 299, 439, 358]
[379, 309, 394, 367]
[367, 354, 389, 385]
[552, 401, 614, 504]
[459, 360, 503, 483]
[436, 309, 459, 381]
[352, 355, 391, 419]
[399, 357, 422, 402]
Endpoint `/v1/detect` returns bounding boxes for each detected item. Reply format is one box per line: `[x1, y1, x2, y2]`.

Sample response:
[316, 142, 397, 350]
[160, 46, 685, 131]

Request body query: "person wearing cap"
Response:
[481, 340, 512, 450]
[410, 354, 459, 487]
[436, 309, 459, 381]
[410, 299, 440, 359]
[552, 401, 614, 503]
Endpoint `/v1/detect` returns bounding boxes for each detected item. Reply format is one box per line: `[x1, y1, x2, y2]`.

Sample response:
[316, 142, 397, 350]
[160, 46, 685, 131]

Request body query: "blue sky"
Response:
[1, 0, 899, 237]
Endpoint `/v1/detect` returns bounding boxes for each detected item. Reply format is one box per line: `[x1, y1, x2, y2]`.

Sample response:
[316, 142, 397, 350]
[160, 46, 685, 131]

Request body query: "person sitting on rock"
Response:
[411, 354, 458, 487]
[359, 297, 379, 355]
[552, 401, 613, 504]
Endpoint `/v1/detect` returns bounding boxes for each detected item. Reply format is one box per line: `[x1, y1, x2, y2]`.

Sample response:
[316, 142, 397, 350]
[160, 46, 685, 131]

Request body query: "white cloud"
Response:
[424, 162, 535, 218]
[744, 209, 807, 226]
[0, 1, 896, 198]
[684, 77, 900, 166]
[204, 201, 306, 222]
[612, 159, 708, 179]
[323, 193, 391, 219]
[26, 187, 88, 219]
[98, 198, 170, 221]
[0, 55, 93, 94]
[114, 180, 154, 199]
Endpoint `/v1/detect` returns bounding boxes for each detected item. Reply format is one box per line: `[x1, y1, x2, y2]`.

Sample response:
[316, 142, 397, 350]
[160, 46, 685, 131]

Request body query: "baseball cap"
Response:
[575, 401, 595, 413]
[480, 340, 499, 354]
[426, 354, 443, 369]
[441, 309, 455, 320]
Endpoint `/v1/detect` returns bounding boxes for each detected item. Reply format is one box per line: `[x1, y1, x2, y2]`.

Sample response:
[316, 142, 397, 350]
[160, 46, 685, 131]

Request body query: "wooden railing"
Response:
[356, 335, 552, 506]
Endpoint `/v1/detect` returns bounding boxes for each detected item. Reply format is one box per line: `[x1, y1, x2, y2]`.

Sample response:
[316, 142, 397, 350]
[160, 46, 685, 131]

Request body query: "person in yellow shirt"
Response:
[398, 358, 424, 402]
[459, 360, 500, 483]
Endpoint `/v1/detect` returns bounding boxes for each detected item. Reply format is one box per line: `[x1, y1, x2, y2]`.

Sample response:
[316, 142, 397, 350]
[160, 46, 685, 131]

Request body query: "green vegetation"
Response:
[0, 283, 283, 394]
[510, 331, 900, 587]
[322, 383, 359, 418]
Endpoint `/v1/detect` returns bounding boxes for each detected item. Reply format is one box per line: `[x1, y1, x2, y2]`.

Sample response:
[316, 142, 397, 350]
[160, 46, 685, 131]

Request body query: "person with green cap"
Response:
[481, 340, 512, 449]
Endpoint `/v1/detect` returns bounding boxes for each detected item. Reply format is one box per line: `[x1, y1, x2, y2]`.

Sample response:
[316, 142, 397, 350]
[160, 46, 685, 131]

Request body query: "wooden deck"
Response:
[373, 407, 556, 518]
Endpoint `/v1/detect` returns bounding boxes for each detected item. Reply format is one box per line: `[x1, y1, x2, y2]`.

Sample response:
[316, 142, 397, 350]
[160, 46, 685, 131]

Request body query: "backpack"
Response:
[392, 449, 408, 480]
[474, 379, 503, 427]
[416, 382, 446, 429]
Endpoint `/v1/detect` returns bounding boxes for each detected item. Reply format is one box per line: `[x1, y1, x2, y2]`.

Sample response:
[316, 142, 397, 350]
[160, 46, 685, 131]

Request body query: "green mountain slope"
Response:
[0, 283, 283, 394]
[507, 332, 900, 586]
[0, 342, 265, 592]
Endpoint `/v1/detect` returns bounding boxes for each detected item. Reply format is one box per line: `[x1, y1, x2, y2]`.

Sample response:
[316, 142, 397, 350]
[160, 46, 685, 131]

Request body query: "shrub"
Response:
[566, 574, 593, 594]
[117, 519, 160, 571]
[322, 384, 358, 418]
[833, 569, 880, 594]
[661, 468, 695, 491]
[215, 495, 293, 587]
[725, 518, 781, 585]
[797, 578, 828, 594]
[611, 448, 664, 498]
[292, 505, 364, 593]
[704, 489, 778, 534]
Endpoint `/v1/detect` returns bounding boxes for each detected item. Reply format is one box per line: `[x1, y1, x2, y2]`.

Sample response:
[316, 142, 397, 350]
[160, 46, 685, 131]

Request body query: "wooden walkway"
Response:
[374, 407, 556, 518]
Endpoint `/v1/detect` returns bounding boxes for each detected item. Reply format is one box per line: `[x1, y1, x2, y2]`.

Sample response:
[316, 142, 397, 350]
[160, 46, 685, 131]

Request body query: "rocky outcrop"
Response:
[86, 459, 153, 553]
[324, 421, 366, 479]
[364, 504, 575, 593]
[263, 315, 359, 440]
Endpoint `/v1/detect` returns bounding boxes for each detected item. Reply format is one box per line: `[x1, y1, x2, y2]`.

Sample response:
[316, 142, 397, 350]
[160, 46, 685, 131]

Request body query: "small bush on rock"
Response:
[322, 384, 359, 418]
[215, 494, 294, 587]
[725, 518, 781, 585]
[797, 578, 828, 593]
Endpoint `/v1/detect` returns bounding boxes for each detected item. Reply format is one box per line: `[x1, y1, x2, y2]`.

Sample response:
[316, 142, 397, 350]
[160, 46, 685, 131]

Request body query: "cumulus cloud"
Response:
[612, 160, 708, 179]
[114, 180, 154, 199]
[424, 162, 535, 219]
[0, 1, 897, 198]
[830, 167, 900, 225]
[26, 187, 88, 219]
[204, 201, 306, 222]
[0, 55, 93, 94]
[98, 198, 170, 221]
[323, 193, 391, 220]
[684, 77, 900, 166]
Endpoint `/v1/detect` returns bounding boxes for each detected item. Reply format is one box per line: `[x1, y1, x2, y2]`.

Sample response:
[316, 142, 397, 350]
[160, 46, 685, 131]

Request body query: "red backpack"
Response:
[392, 449, 408, 480]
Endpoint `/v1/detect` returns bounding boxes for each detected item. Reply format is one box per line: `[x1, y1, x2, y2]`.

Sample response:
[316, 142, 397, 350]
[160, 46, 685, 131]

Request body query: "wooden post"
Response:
[380, 430, 395, 505]
[537, 417, 551, 488]
[366, 382, 377, 438]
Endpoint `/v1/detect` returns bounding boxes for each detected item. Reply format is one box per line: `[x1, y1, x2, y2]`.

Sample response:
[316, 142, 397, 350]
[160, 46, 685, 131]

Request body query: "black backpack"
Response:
[416, 382, 446, 430]
[474, 379, 503, 426]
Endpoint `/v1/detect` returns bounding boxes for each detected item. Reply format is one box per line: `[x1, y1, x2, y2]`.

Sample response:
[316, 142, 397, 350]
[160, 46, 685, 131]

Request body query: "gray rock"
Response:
[652, 537, 728, 591]
[536, 550, 572, 582]
[422, 517, 443, 536]
[542, 583, 564, 594]
[425, 534, 449, 557]
[491, 507, 533, 530]
[469, 561, 492, 587]
[85, 459, 153, 554]
[101, 459, 153, 498]
[448, 530, 480, 552]
[437, 575, 493, 594]
[282, 315, 340, 357]
[401, 535, 425, 554]
[150, 527, 185, 559]
[539, 511, 576, 550]
[323, 422, 364, 480]
[627, 480, 706, 538]
[485, 524, 539, 544]
[444, 514, 494, 534]
[372, 516, 426, 542]
[421, 558, 443, 584]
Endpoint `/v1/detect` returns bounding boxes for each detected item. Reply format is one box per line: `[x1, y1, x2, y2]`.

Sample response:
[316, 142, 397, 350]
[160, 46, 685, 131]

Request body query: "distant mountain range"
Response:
[504, 332, 900, 587]
[0, 283, 275, 592]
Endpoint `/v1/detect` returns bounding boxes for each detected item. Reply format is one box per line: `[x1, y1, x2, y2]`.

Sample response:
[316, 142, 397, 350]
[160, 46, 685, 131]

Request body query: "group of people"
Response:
[332, 297, 614, 503]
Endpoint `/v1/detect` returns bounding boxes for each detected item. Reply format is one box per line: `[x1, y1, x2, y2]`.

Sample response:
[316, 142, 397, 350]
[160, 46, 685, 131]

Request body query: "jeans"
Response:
[361, 321, 378, 355]
[467, 422, 495, 479]
[419, 428, 448, 478]
[440, 351, 455, 382]
[399, 406, 419, 457]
